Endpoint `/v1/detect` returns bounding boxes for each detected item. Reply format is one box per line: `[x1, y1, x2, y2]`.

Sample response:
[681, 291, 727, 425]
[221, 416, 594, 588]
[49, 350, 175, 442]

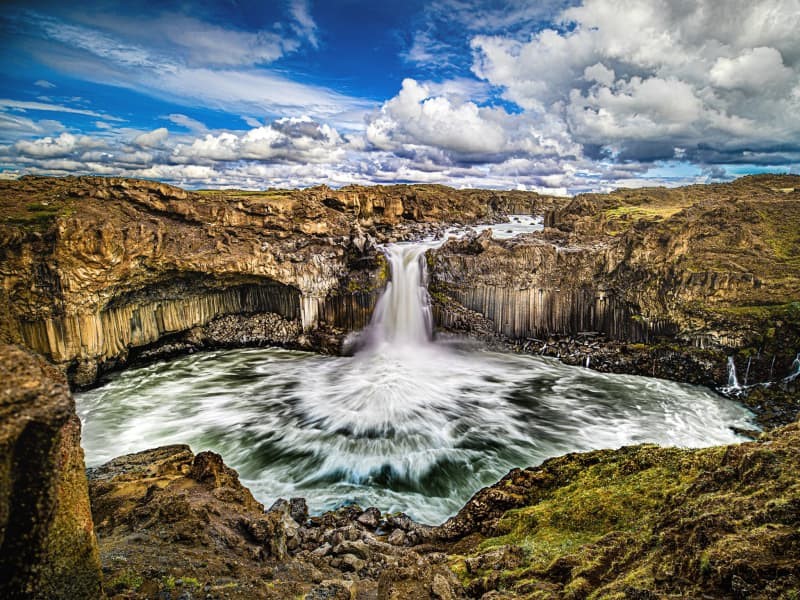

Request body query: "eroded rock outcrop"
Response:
[430, 175, 800, 409]
[434, 420, 800, 600]
[88, 445, 464, 600]
[0, 344, 102, 599]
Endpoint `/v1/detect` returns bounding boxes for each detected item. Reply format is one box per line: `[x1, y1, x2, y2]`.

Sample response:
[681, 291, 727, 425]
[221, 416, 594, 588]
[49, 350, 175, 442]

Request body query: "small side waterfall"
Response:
[727, 356, 741, 390]
[365, 244, 433, 348]
[787, 353, 800, 382]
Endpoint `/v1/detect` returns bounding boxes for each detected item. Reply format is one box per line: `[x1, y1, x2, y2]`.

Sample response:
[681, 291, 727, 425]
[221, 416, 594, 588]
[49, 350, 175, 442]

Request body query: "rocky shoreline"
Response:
[2, 174, 800, 598]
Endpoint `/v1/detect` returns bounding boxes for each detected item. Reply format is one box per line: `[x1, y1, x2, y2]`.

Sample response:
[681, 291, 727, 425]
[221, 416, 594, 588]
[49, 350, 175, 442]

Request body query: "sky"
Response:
[1, 0, 799, 194]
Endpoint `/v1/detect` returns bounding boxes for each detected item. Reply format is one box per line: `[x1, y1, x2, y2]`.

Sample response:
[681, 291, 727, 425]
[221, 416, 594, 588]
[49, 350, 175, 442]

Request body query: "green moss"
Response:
[110, 570, 143, 591]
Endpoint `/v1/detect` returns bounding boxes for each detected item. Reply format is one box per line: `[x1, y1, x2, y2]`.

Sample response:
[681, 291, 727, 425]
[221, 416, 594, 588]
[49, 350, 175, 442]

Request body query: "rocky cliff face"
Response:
[0, 344, 102, 599]
[430, 175, 800, 396]
[0, 176, 555, 385]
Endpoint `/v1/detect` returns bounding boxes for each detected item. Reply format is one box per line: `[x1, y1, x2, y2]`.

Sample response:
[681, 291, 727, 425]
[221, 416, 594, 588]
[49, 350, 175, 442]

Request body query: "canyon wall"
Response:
[2, 176, 556, 381]
[430, 176, 800, 371]
[2, 175, 799, 389]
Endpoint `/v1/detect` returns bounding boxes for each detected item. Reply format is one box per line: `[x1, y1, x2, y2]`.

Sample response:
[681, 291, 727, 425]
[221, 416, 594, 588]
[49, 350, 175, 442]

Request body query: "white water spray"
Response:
[787, 353, 800, 382]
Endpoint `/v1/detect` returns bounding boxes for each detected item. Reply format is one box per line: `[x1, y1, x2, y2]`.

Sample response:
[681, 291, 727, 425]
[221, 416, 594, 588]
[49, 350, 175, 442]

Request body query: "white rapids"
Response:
[76, 216, 756, 524]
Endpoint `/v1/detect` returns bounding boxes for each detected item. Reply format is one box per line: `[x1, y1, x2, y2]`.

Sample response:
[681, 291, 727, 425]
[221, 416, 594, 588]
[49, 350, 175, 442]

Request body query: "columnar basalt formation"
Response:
[0, 176, 556, 384]
[0, 345, 102, 599]
[429, 175, 800, 394]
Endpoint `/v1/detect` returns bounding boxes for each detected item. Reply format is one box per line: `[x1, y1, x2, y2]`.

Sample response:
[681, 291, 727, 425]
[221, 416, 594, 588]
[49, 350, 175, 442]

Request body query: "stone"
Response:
[386, 529, 406, 546]
[338, 553, 365, 573]
[0, 345, 102, 599]
[356, 506, 381, 529]
[290, 497, 309, 524]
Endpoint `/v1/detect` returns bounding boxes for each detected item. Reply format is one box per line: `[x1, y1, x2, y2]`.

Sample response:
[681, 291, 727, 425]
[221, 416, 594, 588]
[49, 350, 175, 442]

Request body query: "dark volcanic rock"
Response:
[0, 344, 102, 599]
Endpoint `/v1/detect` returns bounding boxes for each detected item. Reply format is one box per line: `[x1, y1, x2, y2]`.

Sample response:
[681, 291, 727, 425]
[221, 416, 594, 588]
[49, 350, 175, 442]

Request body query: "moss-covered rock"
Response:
[0, 344, 102, 599]
[434, 422, 800, 599]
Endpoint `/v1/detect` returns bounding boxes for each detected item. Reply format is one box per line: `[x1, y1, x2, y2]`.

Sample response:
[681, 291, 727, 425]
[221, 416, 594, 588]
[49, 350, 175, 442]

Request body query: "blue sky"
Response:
[1, 0, 799, 193]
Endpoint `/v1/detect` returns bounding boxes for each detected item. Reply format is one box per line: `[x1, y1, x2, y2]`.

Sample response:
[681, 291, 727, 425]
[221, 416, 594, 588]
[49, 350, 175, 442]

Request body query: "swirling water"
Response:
[76, 220, 756, 524]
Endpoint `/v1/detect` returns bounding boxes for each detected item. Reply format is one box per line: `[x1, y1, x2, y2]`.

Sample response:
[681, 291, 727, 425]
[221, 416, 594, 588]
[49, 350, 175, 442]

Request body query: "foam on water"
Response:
[76, 216, 756, 524]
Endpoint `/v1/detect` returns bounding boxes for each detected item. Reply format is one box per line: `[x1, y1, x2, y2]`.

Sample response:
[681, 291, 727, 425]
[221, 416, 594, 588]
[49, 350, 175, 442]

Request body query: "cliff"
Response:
[0, 344, 102, 598]
[0, 176, 555, 385]
[430, 175, 800, 404]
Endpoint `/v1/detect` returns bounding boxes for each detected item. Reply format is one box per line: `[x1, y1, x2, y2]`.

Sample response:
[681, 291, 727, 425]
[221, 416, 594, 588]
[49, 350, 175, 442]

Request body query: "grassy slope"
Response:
[446, 421, 800, 599]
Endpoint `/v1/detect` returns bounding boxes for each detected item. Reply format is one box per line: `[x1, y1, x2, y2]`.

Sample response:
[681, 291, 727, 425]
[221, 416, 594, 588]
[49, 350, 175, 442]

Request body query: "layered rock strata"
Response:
[430, 175, 800, 409]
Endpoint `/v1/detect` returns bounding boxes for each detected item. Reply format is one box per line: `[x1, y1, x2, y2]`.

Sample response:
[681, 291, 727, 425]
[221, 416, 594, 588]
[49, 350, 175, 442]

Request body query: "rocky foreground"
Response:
[3, 344, 798, 599]
[1, 175, 800, 598]
[87, 425, 800, 600]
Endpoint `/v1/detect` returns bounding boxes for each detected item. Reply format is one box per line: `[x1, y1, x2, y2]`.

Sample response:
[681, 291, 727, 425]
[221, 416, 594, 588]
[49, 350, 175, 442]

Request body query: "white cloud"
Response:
[289, 0, 319, 49]
[583, 63, 615, 86]
[710, 47, 794, 92]
[34, 79, 56, 88]
[367, 79, 508, 155]
[14, 132, 104, 158]
[154, 14, 298, 67]
[469, 0, 800, 162]
[16, 11, 368, 128]
[133, 127, 169, 148]
[163, 114, 207, 132]
[0, 98, 122, 120]
[173, 117, 345, 164]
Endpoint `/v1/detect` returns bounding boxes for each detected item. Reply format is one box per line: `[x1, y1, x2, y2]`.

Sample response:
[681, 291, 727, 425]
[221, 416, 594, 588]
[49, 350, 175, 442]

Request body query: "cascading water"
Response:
[76, 219, 758, 524]
[787, 353, 800, 382]
[365, 244, 433, 348]
[727, 356, 741, 390]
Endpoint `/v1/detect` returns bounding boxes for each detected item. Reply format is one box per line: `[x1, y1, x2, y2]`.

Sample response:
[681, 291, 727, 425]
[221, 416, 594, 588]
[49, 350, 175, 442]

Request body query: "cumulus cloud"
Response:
[14, 132, 104, 158]
[34, 79, 56, 88]
[365, 78, 584, 175]
[709, 46, 794, 92]
[470, 0, 800, 163]
[133, 127, 168, 148]
[367, 78, 508, 156]
[173, 117, 345, 164]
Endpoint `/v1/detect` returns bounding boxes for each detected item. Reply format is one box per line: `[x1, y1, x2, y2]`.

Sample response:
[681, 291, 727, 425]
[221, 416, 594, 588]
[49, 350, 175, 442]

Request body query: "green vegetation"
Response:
[450, 429, 800, 599]
[110, 570, 143, 591]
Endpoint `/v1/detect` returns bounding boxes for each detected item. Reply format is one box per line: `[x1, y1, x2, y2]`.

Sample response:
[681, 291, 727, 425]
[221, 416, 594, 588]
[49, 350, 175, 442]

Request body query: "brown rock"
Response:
[0, 344, 102, 599]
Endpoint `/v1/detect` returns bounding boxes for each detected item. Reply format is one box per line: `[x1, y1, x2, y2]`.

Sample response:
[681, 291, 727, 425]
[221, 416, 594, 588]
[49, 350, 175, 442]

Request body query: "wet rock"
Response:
[386, 529, 406, 546]
[356, 506, 381, 529]
[290, 497, 309, 524]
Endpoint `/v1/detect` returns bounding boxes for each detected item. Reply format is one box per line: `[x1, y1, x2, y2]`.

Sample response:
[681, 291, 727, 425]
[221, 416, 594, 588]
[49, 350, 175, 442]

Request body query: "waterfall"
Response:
[727, 356, 740, 390]
[365, 244, 433, 348]
[787, 353, 800, 382]
[744, 356, 752, 386]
